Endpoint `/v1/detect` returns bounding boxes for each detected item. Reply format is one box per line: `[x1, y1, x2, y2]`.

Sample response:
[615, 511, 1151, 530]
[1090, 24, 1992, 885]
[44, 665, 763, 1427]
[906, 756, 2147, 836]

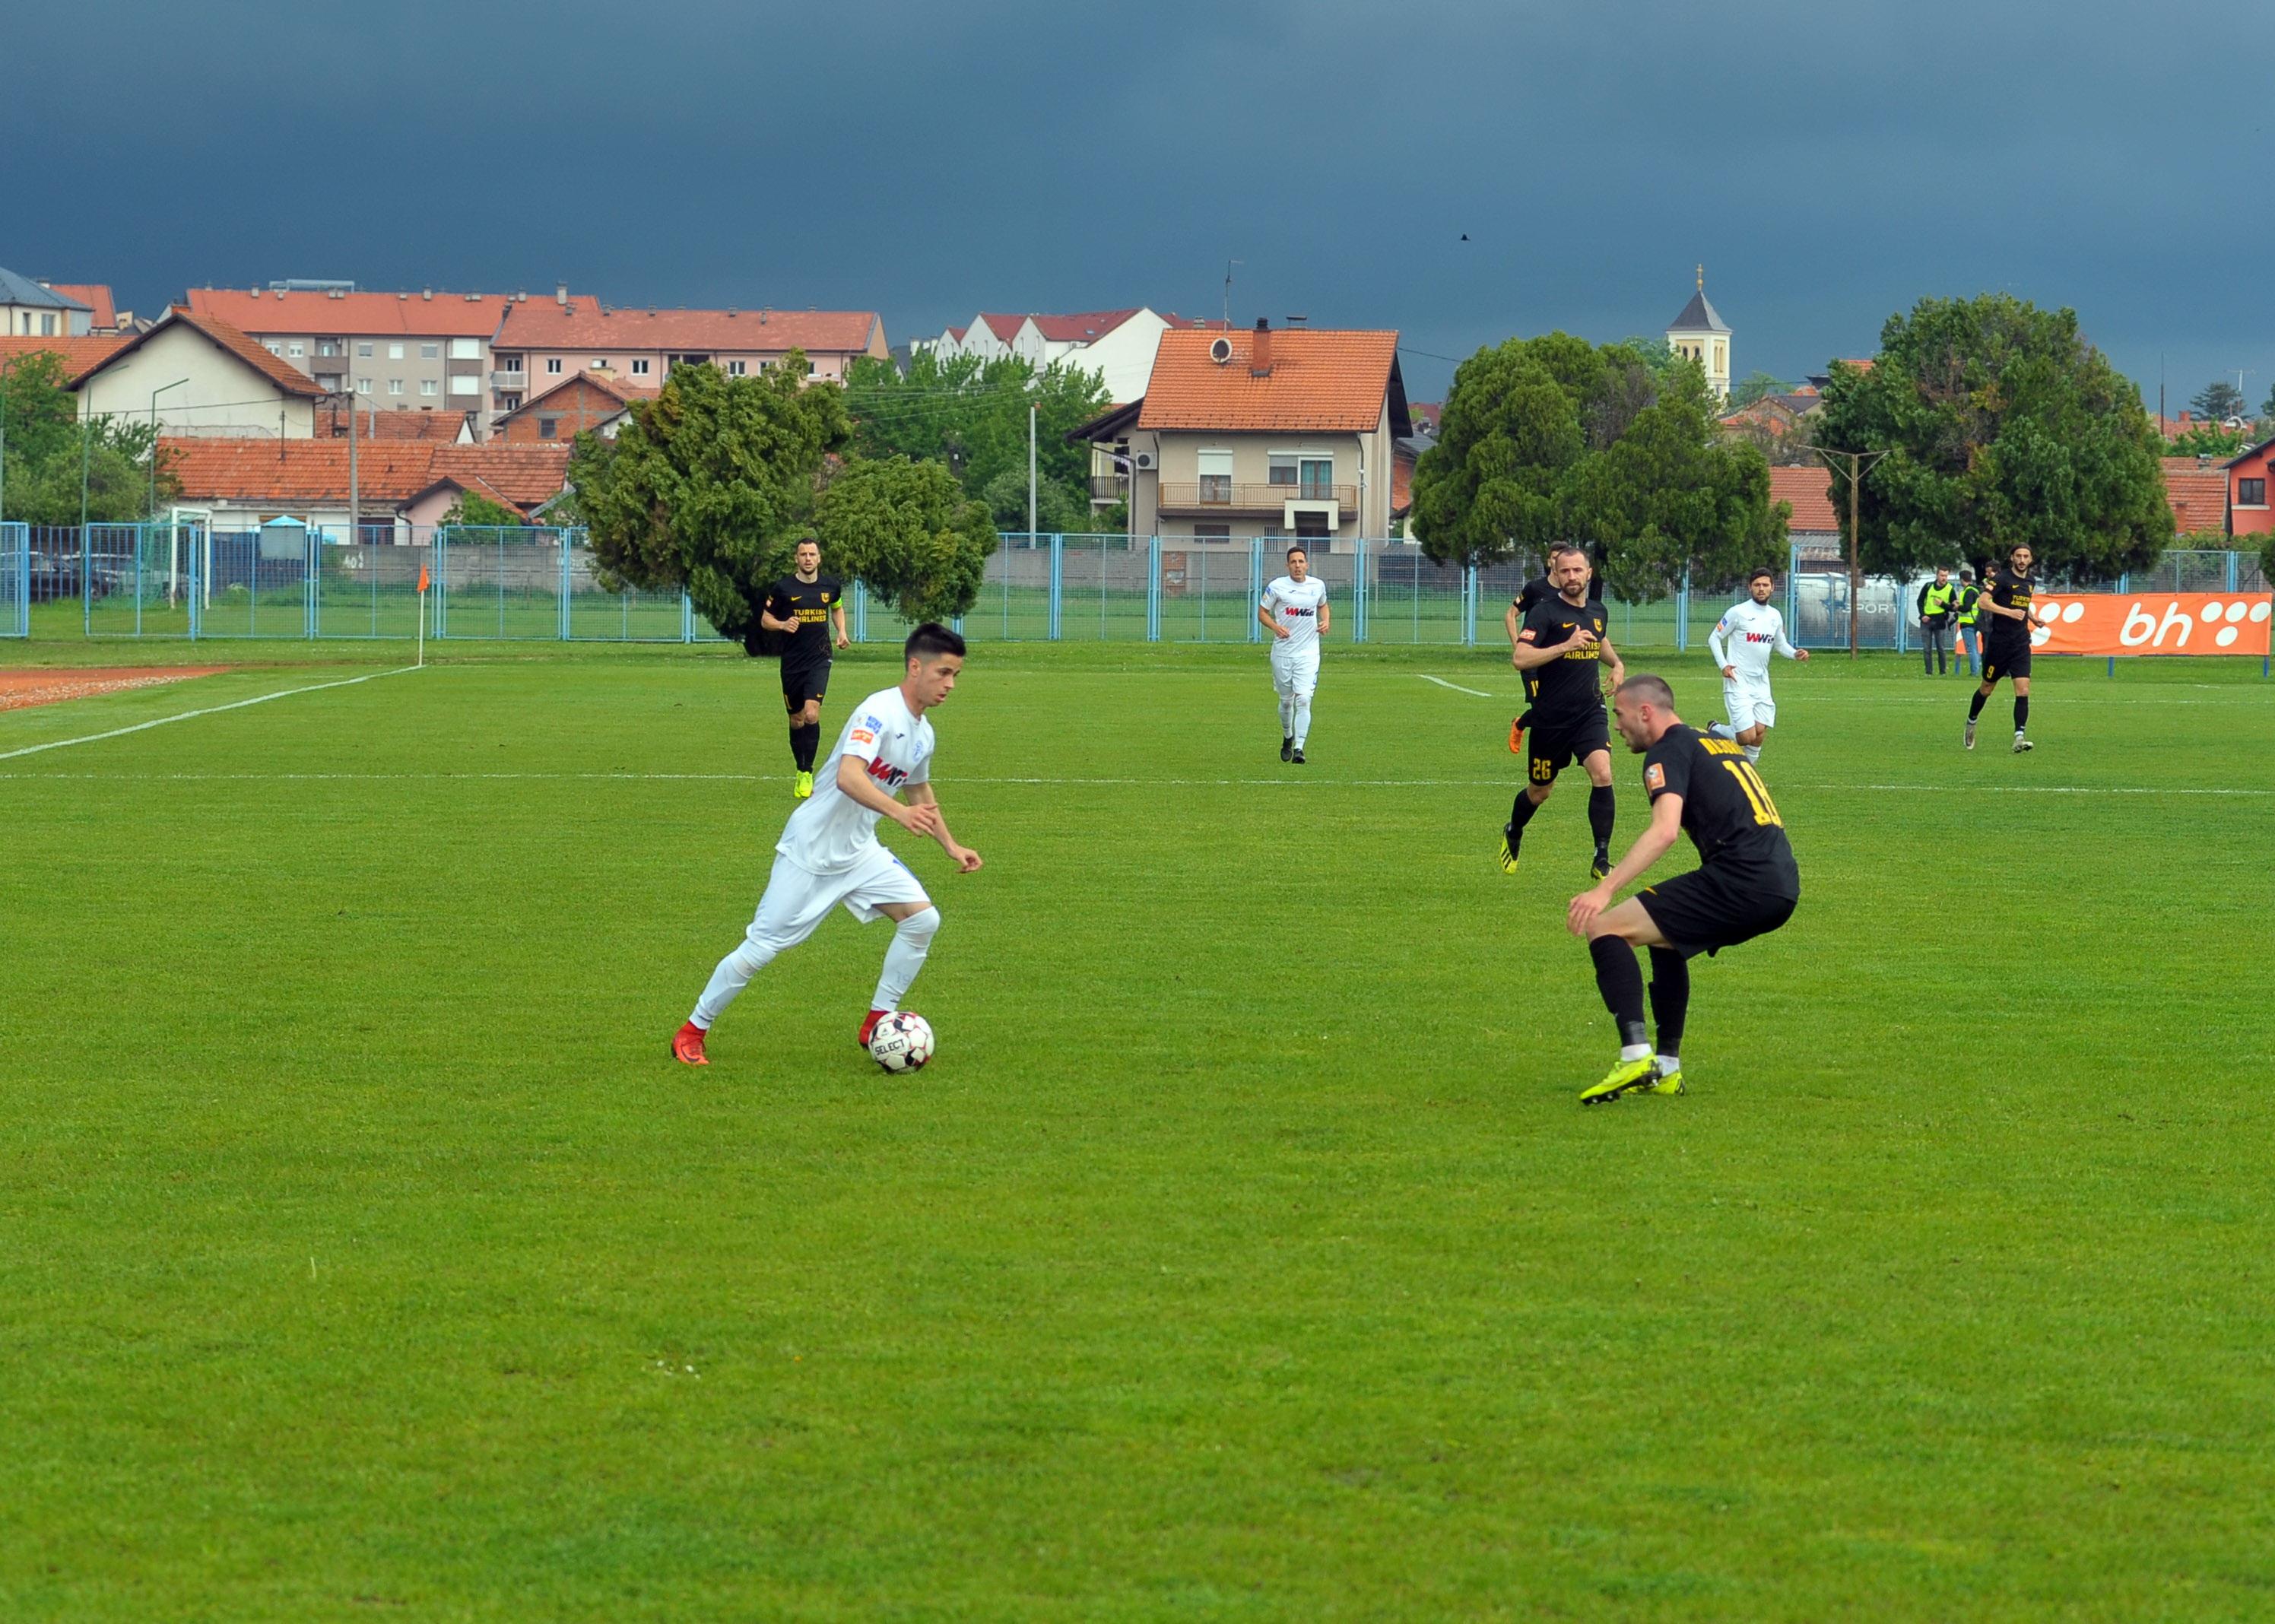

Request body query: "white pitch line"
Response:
[0, 666, 423, 763]
[1419, 674, 1496, 697]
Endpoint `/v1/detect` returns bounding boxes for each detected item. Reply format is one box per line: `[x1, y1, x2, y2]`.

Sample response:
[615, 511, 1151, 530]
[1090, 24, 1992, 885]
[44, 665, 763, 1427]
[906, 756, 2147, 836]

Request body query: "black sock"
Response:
[1968, 690, 1988, 722]
[1507, 789, 1544, 842]
[792, 722, 822, 771]
[2013, 696, 2029, 732]
[1588, 785, 1615, 855]
[1648, 947, 1689, 1060]
[1588, 936, 1648, 1049]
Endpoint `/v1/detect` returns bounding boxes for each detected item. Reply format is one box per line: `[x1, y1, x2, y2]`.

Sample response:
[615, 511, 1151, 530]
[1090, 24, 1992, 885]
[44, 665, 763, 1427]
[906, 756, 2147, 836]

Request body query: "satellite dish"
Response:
[1209, 336, 1233, 365]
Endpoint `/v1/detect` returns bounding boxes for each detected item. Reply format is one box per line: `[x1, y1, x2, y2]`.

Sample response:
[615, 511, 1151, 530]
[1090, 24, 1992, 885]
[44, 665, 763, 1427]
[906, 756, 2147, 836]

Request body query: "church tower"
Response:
[1664, 265, 1731, 402]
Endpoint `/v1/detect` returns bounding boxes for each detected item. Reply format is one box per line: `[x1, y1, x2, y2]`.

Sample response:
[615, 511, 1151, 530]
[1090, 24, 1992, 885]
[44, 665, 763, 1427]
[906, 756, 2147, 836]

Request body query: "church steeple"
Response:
[1664, 265, 1731, 402]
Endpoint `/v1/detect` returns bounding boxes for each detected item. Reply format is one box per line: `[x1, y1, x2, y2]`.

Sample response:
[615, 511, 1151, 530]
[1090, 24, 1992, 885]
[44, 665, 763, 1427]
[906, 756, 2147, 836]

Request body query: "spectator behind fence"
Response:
[1953, 568, 1982, 676]
[1918, 567, 1957, 674]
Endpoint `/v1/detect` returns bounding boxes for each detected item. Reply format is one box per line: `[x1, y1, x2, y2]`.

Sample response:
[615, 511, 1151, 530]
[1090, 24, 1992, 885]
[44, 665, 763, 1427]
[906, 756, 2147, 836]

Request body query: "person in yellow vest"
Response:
[1917, 567, 1958, 674]
[1953, 568, 1982, 676]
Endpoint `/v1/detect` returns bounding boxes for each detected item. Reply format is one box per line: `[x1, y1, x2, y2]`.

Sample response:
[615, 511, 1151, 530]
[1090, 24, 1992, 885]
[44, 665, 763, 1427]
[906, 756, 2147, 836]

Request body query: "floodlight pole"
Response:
[149, 378, 189, 521]
[1798, 444, 1890, 658]
[1027, 401, 1037, 541]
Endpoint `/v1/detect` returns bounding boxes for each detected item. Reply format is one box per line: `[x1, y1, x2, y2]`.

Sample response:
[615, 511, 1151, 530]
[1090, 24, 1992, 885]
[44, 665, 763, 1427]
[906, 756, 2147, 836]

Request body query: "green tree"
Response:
[842, 350, 1110, 533]
[2167, 421, 2250, 460]
[2261, 381, 2275, 421]
[1727, 371, 1794, 411]
[2189, 379, 2246, 423]
[570, 355, 852, 653]
[1809, 295, 2172, 579]
[1411, 332, 1785, 593]
[439, 490, 525, 528]
[0, 350, 176, 523]
[816, 457, 998, 623]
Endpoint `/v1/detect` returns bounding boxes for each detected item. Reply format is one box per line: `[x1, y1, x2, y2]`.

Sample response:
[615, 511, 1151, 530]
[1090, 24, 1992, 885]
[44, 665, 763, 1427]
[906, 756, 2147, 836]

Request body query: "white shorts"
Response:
[746, 843, 931, 953]
[1271, 645, 1319, 701]
[1721, 677, 1775, 732]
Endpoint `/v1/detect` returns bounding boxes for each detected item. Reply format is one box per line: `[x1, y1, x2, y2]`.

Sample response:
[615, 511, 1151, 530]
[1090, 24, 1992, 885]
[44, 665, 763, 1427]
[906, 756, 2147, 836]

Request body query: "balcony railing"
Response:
[1157, 481, 1356, 515]
[1088, 474, 1129, 501]
[490, 368, 526, 386]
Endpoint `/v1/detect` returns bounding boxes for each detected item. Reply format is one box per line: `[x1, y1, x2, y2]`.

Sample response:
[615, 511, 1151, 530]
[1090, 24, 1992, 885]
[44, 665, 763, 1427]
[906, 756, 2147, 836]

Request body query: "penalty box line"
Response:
[0, 665, 426, 763]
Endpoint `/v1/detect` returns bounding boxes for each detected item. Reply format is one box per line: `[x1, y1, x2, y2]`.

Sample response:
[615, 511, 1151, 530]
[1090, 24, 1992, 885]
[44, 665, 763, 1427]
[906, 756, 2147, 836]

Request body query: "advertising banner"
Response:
[2025, 592, 2272, 657]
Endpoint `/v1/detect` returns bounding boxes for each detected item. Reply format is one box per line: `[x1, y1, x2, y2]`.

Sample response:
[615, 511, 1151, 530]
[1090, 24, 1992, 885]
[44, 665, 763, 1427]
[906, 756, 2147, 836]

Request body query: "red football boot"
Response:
[671, 1020, 709, 1066]
[855, 1009, 888, 1050]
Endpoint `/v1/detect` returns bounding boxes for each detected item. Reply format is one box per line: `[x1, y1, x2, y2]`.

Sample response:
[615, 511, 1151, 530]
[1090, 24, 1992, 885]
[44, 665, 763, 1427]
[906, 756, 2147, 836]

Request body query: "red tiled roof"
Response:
[1391, 442, 1416, 515]
[160, 438, 570, 511]
[1139, 328, 1399, 433]
[495, 303, 881, 355]
[321, 405, 469, 441]
[43, 283, 116, 327]
[945, 325, 968, 341]
[1027, 309, 1141, 343]
[502, 369, 658, 419]
[1769, 465, 1839, 531]
[976, 312, 1029, 344]
[0, 335, 133, 378]
[2161, 456, 2230, 536]
[185, 287, 551, 338]
[84, 309, 328, 398]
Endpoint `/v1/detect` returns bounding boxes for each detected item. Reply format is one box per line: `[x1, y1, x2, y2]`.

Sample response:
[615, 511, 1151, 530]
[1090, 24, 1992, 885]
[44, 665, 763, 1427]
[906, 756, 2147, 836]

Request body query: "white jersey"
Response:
[1262, 575, 1328, 657]
[1707, 598, 1797, 682]
[776, 686, 934, 875]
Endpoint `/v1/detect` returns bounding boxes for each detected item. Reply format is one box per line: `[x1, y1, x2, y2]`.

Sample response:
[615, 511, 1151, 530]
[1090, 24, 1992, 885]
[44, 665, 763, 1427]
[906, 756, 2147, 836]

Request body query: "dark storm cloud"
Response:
[8, 0, 2268, 405]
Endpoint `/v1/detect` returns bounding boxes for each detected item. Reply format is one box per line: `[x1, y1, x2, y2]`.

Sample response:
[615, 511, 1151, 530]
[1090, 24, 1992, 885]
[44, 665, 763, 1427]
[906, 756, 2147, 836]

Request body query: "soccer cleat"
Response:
[1507, 716, 1525, 754]
[671, 1021, 709, 1067]
[1291, 748, 1306, 765]
[1281, 736, 1293, 763]
[1495, 828, 1520, 875]
[1579, 1055, 1661, 1105]
[2013, 734, 2032, 753]
[1648, 1067, 1685, 1096]
[1964, 720, 1977, 750]
[855, 1008, 888, 1050]
[1591, 848, 1611, 881]
[795, 769, 814, 798]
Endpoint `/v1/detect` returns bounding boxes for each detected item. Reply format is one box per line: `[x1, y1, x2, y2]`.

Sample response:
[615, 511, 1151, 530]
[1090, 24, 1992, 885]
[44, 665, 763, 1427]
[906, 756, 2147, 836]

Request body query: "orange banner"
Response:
[2023, 591, 2272, 657]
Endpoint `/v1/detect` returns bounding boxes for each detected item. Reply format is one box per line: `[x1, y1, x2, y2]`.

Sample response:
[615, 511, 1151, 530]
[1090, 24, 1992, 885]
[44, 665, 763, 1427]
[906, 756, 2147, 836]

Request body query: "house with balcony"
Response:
[488, 301, 888, 419]
[1071, 320, 1408, 544]
[186, 285, 554, 433]
[2223, 436, 2274, 538]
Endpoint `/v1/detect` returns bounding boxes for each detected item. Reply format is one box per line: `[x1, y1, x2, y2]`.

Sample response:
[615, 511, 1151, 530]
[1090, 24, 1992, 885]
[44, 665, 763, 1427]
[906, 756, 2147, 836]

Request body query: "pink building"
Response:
[487, 303, 888, 416]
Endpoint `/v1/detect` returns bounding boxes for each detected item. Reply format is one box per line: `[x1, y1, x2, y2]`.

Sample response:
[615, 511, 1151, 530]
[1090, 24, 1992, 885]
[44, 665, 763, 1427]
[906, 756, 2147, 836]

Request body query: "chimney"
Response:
[1249, 316, 1273, 378]
[555, 282, 569, 306]
[422, 287, 433, 300]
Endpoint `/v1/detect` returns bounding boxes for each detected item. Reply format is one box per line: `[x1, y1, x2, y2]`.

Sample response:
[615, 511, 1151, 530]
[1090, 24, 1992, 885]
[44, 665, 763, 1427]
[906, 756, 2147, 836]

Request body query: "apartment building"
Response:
[487, 302, 888, 417]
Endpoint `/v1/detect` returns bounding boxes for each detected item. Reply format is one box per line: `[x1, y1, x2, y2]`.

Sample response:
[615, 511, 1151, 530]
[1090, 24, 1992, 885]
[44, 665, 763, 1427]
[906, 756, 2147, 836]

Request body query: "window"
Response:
[420, 343, 439, 360]
[727, 360, 746, 376]
[316, 340, 342, 357]
[356, 378, 372, 395]
[1193, 525, 1232, 541]
[806, 360, 817, 376]
[539, 417, 559, 439]
[2242, 477, 2268, 506]
[449, 338, 479, 360]
[494, 354, 522, 374]
[1271, 454, 1334, 499]
[287, 342, 305, 358]
[388, 379, 405, 395]
[496, 392, 521, 410]
[1197, 449, 1233, 505]
[420, 379, 438, 396]
[265, 341, 283, 356]
[41, 312, 56, 335]
[448, 374, 478, 395]
[389, 341, 405, 360]
[357, 341, 373, 357]
[631, 358, 651, 376]
[1295, 511, 1331, 539]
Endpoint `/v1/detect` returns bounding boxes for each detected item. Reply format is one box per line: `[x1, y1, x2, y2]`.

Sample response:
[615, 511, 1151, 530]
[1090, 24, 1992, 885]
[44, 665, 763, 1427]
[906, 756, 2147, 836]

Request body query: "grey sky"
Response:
[9, 0, 2268, 410]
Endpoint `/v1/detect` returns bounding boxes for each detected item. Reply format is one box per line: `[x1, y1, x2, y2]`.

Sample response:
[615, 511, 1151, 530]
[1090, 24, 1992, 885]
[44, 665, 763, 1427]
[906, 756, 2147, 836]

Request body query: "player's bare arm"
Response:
[1598, 632, 1625, 692]
[1258, 599, 1289, 639]
[904, 782, 982, 872]
[1566, 791, 1683, 935]
[832, 601, 851, 650]
[1505, 602, 1525, 664]
[1316, 601, 1330, 637]
[834, 750, 944, 839]
[760, 601, 801, 634]
[1509, 632, 1568, 671]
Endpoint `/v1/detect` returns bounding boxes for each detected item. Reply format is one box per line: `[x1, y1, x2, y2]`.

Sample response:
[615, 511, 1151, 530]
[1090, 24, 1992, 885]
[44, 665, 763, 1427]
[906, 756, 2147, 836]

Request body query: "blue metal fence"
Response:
[12, 522, 2264, 652]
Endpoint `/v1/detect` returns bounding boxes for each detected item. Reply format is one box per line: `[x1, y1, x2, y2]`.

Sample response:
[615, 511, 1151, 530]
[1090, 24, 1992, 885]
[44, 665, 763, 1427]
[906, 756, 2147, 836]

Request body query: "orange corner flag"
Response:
[417, 563, 430, 593]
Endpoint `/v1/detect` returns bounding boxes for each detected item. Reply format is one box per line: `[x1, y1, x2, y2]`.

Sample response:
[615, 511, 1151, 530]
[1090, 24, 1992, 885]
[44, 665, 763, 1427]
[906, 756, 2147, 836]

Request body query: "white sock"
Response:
[1620, 1042, 1652, 1062]
[1706, 721, 1734, 739]
[1743, 744, 1761, 764]
[693, 936, 779, 1029]
[1292, 697, 1312, 748]
[1278, 696, 1293, 736]
[870, 906, 939, 1013]
[1657, 1053, 1681, 1075]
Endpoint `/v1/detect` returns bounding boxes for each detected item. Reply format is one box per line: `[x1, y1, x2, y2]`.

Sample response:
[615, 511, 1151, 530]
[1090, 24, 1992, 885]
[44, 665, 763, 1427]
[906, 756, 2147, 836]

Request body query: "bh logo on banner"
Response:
[2027, 593, 2273, 657]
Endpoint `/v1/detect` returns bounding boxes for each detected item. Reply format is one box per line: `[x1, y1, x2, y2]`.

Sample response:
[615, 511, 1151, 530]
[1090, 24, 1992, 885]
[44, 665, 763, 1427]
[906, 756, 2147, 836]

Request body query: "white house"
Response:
[75, 307, 327, 437]
[920, 307, 1222, 402]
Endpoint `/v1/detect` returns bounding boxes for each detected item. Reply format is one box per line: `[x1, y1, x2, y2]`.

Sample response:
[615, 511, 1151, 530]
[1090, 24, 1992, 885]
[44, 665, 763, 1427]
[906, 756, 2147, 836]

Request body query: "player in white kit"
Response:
[671, 623, 983, 1067]
[1258, 544, 1330, 763]
[1704, 567, 1808, 763]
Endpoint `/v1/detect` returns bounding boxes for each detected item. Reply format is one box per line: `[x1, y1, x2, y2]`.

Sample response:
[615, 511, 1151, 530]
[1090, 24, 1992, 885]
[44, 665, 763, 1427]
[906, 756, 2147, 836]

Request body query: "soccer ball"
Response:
[868, 1012, 934, 1074]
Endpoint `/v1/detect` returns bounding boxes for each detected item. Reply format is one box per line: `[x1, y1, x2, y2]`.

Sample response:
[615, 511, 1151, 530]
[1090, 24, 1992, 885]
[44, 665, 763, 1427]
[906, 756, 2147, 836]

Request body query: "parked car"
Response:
[24, 551, 116, 602]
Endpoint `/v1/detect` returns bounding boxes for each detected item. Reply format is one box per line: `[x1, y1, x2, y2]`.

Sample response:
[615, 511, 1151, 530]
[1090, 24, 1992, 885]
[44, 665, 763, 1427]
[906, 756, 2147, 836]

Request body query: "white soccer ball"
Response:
[868, 1012, 934, 1074]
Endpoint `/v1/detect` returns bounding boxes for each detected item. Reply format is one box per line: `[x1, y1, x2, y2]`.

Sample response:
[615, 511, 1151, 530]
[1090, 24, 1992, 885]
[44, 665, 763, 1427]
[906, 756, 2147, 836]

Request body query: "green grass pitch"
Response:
[3, 637, 2272, 1619]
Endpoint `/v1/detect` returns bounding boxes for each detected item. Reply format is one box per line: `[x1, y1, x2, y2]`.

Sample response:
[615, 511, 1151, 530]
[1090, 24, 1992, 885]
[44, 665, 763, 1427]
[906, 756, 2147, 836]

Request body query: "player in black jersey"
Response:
[1501, 546, 1624, 879]
[1502, 569, 1555, 754]
[760, 538, 852, 798]
[1966, 543, 2037, 753]
[1566, 673, 1801, 1104]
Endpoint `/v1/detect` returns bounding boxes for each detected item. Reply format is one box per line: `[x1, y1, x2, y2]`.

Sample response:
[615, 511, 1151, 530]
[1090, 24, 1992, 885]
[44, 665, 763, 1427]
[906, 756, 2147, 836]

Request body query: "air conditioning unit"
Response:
[1132, 451, 1157, 471]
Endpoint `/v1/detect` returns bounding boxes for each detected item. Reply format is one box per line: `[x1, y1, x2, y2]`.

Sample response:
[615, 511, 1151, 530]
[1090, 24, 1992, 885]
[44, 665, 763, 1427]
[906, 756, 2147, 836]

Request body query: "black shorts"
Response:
[1982, 644, 2030, 684]
[781, 658, 830, 706]
[1526, 712, 1610, 785]
[1636, 863, 1798, 958]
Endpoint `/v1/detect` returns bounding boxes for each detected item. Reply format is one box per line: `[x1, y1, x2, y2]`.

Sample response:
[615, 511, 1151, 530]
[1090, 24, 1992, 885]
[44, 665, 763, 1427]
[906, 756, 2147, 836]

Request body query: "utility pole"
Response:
[1798, 444, 1891, 658]
[347, 385, 359, 547]
[1223, 259, 1242, 328]
[1027, 401, 1037, 540]
[149, 378, 189, 522]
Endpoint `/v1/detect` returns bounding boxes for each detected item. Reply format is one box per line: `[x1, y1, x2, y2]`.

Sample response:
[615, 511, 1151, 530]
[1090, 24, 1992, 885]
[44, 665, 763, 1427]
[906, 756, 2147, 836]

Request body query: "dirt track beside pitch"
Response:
[0, 667, 231, 712]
